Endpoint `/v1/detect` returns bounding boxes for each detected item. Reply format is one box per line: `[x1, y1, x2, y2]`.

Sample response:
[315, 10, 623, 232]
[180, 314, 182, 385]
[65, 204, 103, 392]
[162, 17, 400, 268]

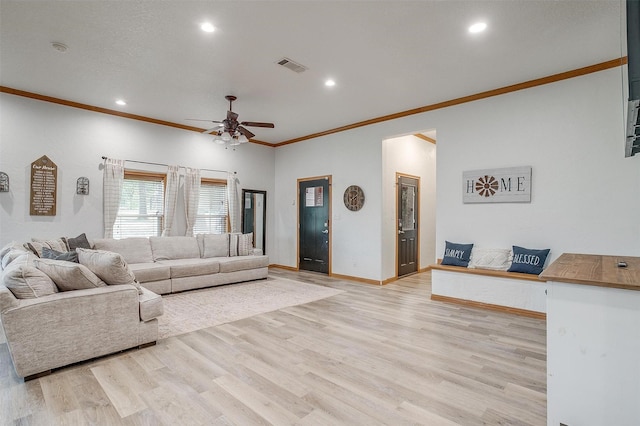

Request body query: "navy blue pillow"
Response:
[441, 241, 474, 267]
[508, 246, 550, 275]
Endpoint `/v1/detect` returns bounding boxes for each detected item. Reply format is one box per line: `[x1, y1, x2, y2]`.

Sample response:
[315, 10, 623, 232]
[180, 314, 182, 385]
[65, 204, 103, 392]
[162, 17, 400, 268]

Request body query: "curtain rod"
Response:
[101, 156, 235, 174]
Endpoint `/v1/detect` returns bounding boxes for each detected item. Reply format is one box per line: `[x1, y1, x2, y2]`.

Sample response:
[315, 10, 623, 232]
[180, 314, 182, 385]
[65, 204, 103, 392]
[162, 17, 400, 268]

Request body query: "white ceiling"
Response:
[0, 1, 625, 145]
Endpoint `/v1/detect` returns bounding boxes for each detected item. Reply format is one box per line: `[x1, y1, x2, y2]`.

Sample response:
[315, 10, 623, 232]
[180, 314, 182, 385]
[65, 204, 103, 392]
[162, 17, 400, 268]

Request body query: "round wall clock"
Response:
[343, 185, 365, 211]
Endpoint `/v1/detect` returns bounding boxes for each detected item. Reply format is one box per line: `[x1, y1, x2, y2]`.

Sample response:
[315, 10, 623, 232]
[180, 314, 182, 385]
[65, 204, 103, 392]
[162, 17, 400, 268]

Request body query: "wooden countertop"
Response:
[539, 253, 640, 291]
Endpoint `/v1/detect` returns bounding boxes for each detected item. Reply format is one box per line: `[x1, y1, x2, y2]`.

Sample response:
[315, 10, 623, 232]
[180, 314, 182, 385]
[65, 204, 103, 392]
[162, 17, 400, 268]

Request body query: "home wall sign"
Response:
[30, 155, 58, 216]
[463, 166, 531, 204]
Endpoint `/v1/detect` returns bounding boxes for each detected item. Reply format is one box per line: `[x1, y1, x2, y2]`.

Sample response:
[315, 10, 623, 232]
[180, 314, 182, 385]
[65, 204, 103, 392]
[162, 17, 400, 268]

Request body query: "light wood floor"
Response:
[1, 270, 546, 425]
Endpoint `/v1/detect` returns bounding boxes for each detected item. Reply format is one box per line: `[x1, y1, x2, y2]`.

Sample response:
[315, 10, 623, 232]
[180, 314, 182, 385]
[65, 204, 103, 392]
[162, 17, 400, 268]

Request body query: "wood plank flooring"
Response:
[0, 270, 547, 425]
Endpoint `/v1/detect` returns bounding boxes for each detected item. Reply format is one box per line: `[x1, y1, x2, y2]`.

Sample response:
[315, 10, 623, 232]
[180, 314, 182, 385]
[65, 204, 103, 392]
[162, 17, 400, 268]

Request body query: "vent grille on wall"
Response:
[277, 57, 308, 73]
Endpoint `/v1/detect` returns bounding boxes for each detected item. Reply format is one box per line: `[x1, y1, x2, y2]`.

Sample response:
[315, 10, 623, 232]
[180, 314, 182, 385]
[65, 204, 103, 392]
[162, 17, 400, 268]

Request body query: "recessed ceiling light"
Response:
[201, 22, 215, 33]
[325, 79, 336, 87]
[469, 22, 487, 33]
[115, 99, 126, 106]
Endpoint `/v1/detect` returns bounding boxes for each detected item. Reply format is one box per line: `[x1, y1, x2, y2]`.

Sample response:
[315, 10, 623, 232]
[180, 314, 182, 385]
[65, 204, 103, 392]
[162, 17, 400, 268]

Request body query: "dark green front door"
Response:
[299, 177, 330, 274]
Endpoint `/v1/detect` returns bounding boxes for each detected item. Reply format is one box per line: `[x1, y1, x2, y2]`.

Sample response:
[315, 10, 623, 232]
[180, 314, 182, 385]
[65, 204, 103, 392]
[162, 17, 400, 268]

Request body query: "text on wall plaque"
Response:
[30, 155, 58, 216]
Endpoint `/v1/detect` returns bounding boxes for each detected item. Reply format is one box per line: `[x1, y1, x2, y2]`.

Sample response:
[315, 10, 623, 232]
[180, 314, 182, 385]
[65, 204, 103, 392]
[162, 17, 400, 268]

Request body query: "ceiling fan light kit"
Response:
[188, 95, 274, 149]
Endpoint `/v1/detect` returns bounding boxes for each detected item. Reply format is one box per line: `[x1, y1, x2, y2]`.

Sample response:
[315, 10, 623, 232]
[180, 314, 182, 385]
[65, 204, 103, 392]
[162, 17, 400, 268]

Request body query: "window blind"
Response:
[195, 181, 228, 234]
[114, 176, 165, 239]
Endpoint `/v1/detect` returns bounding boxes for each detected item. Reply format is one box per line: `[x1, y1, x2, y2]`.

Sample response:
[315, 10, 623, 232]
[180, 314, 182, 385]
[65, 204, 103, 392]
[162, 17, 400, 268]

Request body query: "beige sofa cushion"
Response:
[202, 233, 229, 258]
[3, 260, 59, 299]
[25, 237, 68, 257]
[138, 287, 164, 321]
[1, 248, 31, 270]
[34, 258, 106, 291]
[150, 236, 200, 261]
[217, 255, 269, 273]
[129, 263, 171, 283]
[157, 258, 220, 278]
[93, 237, 153, 264]
[76, 249, 142, 294]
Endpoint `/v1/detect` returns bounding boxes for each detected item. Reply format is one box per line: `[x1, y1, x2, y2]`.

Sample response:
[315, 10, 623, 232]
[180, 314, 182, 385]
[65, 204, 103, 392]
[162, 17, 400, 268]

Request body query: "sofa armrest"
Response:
[1, 284, 143, 378]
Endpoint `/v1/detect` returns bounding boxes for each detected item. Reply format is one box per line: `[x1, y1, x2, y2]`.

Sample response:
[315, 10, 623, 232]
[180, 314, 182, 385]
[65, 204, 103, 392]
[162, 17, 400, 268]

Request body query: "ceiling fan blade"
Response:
[186, 119, 223, 123]
[202, 125, 223, 134]
[237, 126, 255, 139]
[240, 121, 275, 128]
[227, 111, 238, 121]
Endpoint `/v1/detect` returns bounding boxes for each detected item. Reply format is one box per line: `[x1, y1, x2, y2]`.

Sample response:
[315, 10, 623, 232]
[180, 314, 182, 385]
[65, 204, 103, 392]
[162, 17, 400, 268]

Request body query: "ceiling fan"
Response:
[188, 95, 274, 145]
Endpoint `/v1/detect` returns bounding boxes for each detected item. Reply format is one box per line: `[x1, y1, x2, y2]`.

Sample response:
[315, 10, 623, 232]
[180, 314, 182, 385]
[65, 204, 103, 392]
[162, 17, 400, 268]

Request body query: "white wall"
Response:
[273, 66, 639, 282]
[382, 134, 436, 280]
[0, 94, 276, 251]
[272, 128, 383, 280]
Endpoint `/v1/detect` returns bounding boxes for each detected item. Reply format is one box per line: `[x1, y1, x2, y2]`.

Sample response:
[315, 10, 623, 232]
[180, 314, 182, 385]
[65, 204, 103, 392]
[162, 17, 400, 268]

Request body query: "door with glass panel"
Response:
[397, 174, 419, 276]
[298, 176, 331, 274]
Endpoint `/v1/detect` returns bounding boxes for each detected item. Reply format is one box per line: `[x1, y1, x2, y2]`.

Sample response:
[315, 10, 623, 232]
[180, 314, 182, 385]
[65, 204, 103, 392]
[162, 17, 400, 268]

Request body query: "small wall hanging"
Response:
[76, 177, 89, 195]
[0, 172, 8, 192]
[30, 155, 58, 216]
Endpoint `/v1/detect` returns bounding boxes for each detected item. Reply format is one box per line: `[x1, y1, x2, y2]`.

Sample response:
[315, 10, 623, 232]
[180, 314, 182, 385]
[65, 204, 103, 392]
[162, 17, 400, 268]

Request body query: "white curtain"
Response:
[183, 167, 201, 236]
[227, 172, 240, 233]
[161, 165, 179, 236]
[103, 158, 125, 238]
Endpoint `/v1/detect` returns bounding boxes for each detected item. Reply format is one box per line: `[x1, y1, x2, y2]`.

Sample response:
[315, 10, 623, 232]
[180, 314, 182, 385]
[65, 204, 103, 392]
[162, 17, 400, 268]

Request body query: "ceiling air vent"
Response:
[277, 57, 308, 73]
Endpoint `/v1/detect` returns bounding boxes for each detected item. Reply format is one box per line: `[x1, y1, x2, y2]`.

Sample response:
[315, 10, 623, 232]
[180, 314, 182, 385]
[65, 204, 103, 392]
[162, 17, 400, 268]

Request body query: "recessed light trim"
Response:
[201, 22, 215, 33]
[469, 22, 487, 33]
[115, 99, 126, 106]
[325, 79, 336, 87]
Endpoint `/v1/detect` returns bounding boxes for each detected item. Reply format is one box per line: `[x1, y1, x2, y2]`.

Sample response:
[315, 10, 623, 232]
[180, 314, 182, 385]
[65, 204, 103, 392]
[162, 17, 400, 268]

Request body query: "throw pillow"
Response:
[468, 247, 511, 271]
[25, 237, 68, 257]
[1, 243, 29, 270]
[3, 260, 58, 299]
[441, 241, 474, 267]
[34, 258, 106, 291]
[508, 246, 550, 275]
[202, 233, 230, 258]
[238, 233, 254, 256]
[41, 247, 79, 263]
[229, 233, 241, 257]
[64, 233, 92, 250]
[76, 248, 142, 294]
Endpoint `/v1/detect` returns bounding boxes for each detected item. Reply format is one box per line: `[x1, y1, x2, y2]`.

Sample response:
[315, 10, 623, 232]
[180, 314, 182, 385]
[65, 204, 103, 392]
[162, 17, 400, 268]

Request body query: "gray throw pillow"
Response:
[3, 258, 59, 298]
[65, 233, 92, 250]
[76, 248, 142, 294]
[42, 247, 79, 263]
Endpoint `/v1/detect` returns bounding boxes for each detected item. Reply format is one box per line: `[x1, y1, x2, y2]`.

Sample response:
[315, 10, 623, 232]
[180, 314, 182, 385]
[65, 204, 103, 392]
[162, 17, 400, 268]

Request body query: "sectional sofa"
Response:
[0, 233, 269, 379]
[93, 234, 269, 294]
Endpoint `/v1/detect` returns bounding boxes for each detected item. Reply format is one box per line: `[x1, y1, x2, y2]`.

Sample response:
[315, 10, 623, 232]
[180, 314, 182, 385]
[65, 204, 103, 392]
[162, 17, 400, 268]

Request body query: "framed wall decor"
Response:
[463, 166, 532, 204]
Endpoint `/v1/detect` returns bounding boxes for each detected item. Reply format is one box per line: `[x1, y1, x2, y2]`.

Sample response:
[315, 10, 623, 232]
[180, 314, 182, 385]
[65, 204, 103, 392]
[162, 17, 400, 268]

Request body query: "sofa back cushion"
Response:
[93, 237, 153, 264]
[150, 236, 200, 261]
[3, 257, 59, 299]
[76, 249, 139, 292]
[34, 258, 106, 291]
[201, 233, 230, 258]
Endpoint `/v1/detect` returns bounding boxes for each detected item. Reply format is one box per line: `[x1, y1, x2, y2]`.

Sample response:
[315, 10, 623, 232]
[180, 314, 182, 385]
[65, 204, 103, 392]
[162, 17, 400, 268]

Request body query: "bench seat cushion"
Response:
[129, 263, 171, 282]
[156, 258, 220, 278]
[217, 255, 269, 273]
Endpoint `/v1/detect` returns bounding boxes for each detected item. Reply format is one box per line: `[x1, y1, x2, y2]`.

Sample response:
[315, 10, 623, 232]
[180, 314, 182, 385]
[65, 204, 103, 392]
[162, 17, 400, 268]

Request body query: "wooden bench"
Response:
[430, 261, 547, 319]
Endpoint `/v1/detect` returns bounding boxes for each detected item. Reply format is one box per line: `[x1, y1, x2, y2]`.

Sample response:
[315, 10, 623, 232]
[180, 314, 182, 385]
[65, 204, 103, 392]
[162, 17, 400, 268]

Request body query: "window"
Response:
[114, 171, 165, 239]
[194, 179, 228, 234]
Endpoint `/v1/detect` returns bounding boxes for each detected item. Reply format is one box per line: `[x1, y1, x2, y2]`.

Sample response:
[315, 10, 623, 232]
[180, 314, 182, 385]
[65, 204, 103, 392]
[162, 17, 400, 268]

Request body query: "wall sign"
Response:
[30, 155, 58, 216]
[463, 166, 531, 204]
